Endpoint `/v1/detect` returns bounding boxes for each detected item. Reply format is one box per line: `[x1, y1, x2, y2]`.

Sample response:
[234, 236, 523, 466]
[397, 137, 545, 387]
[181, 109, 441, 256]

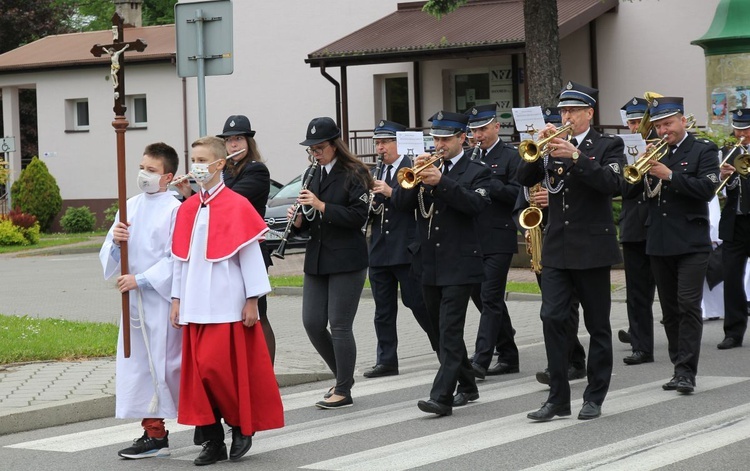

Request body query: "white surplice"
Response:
[99, 191, 182, 419]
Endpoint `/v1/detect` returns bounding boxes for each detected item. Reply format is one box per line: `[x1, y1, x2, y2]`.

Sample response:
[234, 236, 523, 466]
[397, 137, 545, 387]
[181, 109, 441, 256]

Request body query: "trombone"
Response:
[518, 123, 574, 162]
[397, 149, 445, 189]
[715, 136, 750, 195]
[623, 114, 696, 184]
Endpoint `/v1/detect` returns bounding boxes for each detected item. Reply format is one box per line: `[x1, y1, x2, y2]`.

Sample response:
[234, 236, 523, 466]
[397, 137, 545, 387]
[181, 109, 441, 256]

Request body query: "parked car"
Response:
[263, 174, 310, 251]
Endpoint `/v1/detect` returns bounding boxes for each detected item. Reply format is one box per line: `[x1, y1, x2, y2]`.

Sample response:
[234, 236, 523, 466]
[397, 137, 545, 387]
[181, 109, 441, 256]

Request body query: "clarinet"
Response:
[363, 153, 385, 234]
[469, 141, 482, 160]
[271, 159, 319, 259]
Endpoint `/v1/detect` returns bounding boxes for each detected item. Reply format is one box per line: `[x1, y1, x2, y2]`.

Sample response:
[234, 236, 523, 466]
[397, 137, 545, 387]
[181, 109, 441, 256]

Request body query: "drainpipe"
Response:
[182, 77, 189, 174]
[319, 62, 342, 128]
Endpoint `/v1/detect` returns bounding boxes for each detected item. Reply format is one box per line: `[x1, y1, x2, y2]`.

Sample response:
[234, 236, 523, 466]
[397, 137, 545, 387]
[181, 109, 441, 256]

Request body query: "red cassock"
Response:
[172, 184, 283, 435]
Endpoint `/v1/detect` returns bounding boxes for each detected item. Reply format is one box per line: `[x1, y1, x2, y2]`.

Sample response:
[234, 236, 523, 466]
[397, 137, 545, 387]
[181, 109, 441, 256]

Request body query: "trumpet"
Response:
[518, 123, 574, 162]
[169, 148, 247, 187]
[271, 156, 319, 260]
[623, 115, 695, 184]
[715, 136, 750, 195]
[397, 149, 445, 189]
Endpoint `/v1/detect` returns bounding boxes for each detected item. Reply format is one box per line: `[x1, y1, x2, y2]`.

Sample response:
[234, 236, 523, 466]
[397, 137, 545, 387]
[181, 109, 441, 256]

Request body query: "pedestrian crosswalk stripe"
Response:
[300, 376, 747, 471]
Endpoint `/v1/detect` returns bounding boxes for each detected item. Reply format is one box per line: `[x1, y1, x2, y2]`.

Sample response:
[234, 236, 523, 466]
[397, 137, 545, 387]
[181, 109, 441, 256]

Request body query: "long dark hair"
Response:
[226, 135, 264, 177]
[330, 137, 373, 190]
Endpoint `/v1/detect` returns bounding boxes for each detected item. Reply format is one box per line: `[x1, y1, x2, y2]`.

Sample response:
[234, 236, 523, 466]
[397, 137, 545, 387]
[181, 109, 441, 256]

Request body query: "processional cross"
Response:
[90, 13, 147, 358]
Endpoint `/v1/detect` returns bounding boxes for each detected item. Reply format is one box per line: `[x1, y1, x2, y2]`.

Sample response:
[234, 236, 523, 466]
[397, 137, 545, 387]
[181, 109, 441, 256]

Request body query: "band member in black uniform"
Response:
[618, 98, 657, 365]
[289, 117, 372, 409]
[523, 107, 587, 385]
[364, 120, 438, 378]
[717, 108, 750, 350]
[641, 97, 719, 394]
[465, 104, 521, 380]
[520, 82, 624, 421]
[392, 111, 491, 416]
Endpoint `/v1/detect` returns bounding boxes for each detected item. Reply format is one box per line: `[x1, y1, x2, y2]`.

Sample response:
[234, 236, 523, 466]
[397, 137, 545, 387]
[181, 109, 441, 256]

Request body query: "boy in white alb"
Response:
[99, 142, 182, 459]
[170, 136, 284, 466]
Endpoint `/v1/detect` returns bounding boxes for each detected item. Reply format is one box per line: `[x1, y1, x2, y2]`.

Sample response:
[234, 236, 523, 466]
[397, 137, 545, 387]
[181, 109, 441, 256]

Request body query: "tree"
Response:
[10, 157, 62, 232]
[423, 0, 562, 108]
[0, 0, 76, 54]
[68, 0, 178, 31]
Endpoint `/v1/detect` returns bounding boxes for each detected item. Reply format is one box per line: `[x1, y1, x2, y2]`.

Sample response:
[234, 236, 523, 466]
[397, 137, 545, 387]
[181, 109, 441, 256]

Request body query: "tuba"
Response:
[623, 114, 696, 184]
[518, 124, 574, 162]
[397, 149, 445, 189]
[715, 136, 750, 195]
[520, 183, 543, 274]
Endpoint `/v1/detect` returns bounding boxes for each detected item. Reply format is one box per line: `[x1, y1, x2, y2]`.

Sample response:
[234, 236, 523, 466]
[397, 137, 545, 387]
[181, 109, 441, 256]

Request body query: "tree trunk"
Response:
[524, 0, 561, 108]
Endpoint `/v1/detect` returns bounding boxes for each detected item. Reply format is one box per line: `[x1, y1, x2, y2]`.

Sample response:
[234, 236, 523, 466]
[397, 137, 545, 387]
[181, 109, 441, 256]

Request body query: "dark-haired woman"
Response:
[289, 117, 372, 409]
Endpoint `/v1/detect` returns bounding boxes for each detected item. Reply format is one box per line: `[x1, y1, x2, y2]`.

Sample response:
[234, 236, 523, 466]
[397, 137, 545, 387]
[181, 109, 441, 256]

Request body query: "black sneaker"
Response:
[118, 431, 170, 459]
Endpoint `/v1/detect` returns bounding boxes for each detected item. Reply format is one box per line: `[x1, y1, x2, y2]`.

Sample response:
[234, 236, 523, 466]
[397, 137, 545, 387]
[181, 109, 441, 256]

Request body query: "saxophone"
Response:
[520, 183, 543, 274]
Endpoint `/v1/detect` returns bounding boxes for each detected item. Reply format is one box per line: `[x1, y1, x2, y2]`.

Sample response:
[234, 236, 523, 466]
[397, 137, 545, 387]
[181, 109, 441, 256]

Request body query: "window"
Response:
[451, 63, 520, 138]
[384, 77, 409, 126]
[128, 95, 148, 128]
[65, 99, 89, 131]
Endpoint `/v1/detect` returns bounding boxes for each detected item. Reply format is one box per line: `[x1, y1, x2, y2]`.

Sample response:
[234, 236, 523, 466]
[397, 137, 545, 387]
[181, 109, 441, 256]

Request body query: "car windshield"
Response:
[273, 175, 303, 199]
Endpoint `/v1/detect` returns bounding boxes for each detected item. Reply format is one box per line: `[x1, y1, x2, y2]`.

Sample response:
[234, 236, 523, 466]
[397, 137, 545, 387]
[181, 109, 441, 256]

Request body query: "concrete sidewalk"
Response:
[0, 246, 629, 435]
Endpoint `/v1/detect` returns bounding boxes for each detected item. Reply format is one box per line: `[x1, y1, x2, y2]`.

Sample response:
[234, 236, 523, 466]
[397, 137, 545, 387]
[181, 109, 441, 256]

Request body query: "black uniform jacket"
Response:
[298, 160, 369, 275]
[392, 151, 491, 286]
[718, 145, 749, 242]
[642, 133, 719, 256]
[223, 160, 270, 219]
[369, 156, 417, 267]
[517, 128, 625, 270]
[475, 140, 521, 255]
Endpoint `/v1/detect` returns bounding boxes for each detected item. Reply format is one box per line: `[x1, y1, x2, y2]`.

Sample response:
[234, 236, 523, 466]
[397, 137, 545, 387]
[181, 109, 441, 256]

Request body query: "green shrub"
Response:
[60, 206, 96, 233]
[103, 201, 119, 228]
[20, 223, 41, 244]
[10, 157, 62, 232]
[0, 219, 28, 246]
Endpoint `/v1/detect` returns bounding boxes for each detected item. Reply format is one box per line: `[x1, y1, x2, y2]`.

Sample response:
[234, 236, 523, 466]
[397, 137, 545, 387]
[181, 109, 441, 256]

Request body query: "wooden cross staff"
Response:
[90, 12, 147, 358]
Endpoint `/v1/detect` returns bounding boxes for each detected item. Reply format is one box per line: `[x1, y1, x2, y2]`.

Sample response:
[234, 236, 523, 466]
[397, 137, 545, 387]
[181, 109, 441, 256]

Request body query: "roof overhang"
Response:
[306, 0, 618, 68]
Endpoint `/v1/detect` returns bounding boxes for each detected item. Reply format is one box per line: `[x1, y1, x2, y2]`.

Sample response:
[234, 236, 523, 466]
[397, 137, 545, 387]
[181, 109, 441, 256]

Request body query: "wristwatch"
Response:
[571, 151, 580, 162]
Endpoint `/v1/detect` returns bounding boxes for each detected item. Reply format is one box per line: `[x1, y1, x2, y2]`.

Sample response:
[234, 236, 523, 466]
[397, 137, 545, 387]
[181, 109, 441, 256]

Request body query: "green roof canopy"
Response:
[692, 0, 750, 56]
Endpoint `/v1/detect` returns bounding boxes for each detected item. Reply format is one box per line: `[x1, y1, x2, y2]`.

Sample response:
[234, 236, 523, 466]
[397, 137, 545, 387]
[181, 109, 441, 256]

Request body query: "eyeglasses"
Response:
[560, 108, 587, 116]
[307, 143, 331, 156]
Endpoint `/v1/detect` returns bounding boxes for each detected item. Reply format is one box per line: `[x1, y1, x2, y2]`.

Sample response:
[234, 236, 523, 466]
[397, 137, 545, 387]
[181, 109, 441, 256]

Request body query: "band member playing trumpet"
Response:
[618, 98, 657, 365]
[288, 117, 372, 409]
[464, 104, 522, 382]
[392, 111, 490, 416]
[519, 82, 625, 422]
[717, 108, 750, 350]
[364, 120, 438, 379]
[641, 97, 719, 393]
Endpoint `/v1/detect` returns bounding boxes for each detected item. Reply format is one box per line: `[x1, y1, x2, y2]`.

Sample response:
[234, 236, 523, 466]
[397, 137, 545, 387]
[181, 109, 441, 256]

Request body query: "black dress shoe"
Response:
[471, 362, 487, 380]
[487, 361, 519, 376]
[452, 391, 479, 407]
[578, 401, 601, 420]
[676, 376, 694, 394]
[194, 441, 227, 466]
[315, 395, 353, 409]
[229, 428, 253, 461]
[623, 350, 654, 365]
[417, 399, 452, 416]
[717, 337, 742, 350]
[363, 364, 399, 378]
[662, 376, 678, 391]
[618, 329, 631, 344]
[535, 369, 550, 385]
[568, 366, 586, 380]
[527, 402, 571, 421]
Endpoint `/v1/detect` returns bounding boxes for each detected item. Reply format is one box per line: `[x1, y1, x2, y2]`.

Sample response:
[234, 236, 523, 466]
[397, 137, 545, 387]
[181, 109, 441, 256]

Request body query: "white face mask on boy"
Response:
[136, 169, 164, 194]
[191, 160, 221, 185]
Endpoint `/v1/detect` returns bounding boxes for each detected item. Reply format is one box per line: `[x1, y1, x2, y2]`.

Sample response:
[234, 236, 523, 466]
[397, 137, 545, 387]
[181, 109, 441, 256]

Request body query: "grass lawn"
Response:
[0, 231, 106, 255]
[0, 315, 117, 365]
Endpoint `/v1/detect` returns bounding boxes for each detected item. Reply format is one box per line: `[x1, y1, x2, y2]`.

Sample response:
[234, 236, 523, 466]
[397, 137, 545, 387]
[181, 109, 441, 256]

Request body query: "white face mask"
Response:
[136, 169, 164, 194]
[191, 160, 221, 185]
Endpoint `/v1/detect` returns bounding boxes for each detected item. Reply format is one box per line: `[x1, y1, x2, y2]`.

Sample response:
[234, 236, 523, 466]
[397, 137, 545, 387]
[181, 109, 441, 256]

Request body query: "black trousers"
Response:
[722, 216, 750, 342]
[650, 252, 709, 382]
[541, 266, 613, 406]
[622, 241, 656, 354]
[369, 264, 438, 366]
[423, 284, 477, 406]
[471, 253, 517, 369]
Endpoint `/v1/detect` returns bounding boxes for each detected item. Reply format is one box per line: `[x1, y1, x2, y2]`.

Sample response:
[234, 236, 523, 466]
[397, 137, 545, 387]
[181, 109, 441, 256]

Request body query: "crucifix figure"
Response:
[90, 12, 147, 358]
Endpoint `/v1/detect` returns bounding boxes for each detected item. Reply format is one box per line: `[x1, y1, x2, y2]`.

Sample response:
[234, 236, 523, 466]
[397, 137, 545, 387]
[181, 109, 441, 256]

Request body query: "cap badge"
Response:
[311, 125, 317, 135]
[471, 108, 478, 115]
[545, 109, 551, 115]
[739, 110, 744, 116]
[437, 112, 444, 120]
[379, 120, 385, 127]
[652, 99, 659, 107]
[566, 81, 573, 90]
[632, 98, 638, 105]
[229, 120, 236, 128]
